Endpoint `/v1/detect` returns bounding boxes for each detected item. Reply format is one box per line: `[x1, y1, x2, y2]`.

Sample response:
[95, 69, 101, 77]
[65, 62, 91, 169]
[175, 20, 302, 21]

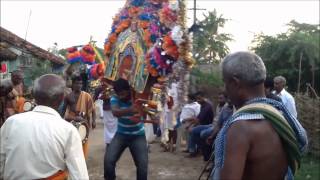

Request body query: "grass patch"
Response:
[295, 154, 320, 180]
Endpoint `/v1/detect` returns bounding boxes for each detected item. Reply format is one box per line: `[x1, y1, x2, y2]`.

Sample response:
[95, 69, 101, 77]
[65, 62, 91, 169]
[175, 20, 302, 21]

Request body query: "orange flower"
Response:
[139, 20, 149, 29]
[128, 6, 140, 17]
[163, 35, 174, 47]
[143, 30, 153, 48]
[108, 33, 118, 44]
[162, 35, 179, 59]
[67, 51, 81, 59]
[166, 47, 179, 59]
[97, 63, 105, 76]
[81, 52, 95, 63]
[116, 19, 131, 34]
[104, 43, 112, 56]
[148, 66, 158, 77]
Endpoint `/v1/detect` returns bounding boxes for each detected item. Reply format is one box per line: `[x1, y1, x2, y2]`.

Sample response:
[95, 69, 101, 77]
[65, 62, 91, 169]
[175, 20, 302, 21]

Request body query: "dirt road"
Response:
[87, 122, 209, 180]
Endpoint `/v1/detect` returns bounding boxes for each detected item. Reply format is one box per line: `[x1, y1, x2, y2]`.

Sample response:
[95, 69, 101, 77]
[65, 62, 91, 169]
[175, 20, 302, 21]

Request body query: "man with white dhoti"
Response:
[98, 80, 118, 145]
[160, 81, 179, 152]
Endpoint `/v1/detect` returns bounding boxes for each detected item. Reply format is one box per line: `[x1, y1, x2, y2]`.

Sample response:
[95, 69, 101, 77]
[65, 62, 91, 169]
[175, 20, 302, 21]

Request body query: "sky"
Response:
[1, 0, 319, 52]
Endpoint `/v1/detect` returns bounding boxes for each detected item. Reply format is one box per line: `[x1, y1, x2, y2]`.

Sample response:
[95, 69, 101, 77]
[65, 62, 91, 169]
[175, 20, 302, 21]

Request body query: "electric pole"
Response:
[189, 0, 206, 26]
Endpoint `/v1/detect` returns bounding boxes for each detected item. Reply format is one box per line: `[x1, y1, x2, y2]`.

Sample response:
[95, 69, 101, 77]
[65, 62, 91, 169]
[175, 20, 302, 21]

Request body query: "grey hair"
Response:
[274, 76, 286, 85]
[33, 74, 65, 101]
[221, 51, 266, 85]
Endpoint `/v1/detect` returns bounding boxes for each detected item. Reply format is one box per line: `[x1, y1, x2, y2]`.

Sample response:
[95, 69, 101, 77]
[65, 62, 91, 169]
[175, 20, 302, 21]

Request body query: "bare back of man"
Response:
[220, 119, 288, 180]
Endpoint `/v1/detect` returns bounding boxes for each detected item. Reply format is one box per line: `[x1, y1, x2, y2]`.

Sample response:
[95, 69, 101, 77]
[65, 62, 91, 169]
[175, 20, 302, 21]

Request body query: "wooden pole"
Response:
[311, 66, 315, 89]
[306, 83, 319, 99]
[193, 0, 197, 25]
[24, 10, 32, 40]
[297, 52, 303, 93]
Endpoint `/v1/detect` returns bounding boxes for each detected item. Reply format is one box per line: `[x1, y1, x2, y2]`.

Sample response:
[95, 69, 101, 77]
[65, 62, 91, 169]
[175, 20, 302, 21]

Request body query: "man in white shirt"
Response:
[274, 76, 298, 118]
[177, 93, 201, 152]
[180, 99, 201, 124]
[0, 74, 89, 180]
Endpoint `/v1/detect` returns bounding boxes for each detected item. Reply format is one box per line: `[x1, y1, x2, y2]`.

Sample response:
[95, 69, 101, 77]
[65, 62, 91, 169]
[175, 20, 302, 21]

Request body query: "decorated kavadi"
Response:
[103, 0, 194, 95]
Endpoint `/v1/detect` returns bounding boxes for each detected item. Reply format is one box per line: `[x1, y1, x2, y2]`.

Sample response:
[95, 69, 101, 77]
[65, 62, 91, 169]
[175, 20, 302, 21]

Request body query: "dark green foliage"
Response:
[295, 154, 320, 180]
[193, 10, 233, 64]
[28, 60, 52, 81]
[251, 20, 320, 93]
[191, 67, 223, 87]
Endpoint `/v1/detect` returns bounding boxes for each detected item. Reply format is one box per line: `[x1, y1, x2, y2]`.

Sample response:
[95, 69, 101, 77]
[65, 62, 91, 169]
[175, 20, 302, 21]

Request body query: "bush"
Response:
[295, 94, 320, 157]
[191, 68, 223, 87]
[190, 68, 224, 107]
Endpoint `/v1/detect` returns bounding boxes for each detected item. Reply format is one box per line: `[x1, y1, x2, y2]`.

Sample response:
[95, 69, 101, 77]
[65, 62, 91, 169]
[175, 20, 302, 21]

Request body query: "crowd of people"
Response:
[0, 51, 307, 180]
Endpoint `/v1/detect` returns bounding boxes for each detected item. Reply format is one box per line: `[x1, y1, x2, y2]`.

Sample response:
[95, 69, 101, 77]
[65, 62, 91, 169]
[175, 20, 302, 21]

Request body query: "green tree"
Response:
[251, 20, 320, 93]
[191, 67, 223, 87]
[28, 60, 53, 81]
[193, 10, 233, 64]
[58, 48, 67, 58]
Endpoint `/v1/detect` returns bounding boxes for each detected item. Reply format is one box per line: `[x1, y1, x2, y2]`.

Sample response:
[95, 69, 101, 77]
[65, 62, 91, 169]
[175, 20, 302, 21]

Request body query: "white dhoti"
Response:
[103, 110, 117, 144]
[95, 99, 104, 119]
[159, 111, 168, 143]
[145, 118, 156, 143]
[165, 110, 177, 130]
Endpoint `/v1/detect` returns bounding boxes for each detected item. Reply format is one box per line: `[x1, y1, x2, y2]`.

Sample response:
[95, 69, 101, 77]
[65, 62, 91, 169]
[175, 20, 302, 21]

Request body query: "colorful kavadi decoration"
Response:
[66, 42, 105, 80]
[104, 0, 194, 93]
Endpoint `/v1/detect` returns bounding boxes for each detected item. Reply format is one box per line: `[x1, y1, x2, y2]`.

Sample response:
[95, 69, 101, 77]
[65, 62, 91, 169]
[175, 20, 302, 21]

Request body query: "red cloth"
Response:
[1, 64, 7, 73]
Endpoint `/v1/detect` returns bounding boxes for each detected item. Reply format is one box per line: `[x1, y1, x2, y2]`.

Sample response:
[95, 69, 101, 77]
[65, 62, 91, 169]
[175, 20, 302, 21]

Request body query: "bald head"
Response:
[222, 51, 266, 85]
[33, 74, 65, 109]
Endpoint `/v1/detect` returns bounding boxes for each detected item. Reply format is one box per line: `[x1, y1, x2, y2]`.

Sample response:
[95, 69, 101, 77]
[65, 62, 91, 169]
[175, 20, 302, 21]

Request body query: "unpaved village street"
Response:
[87, 121, 208, 180]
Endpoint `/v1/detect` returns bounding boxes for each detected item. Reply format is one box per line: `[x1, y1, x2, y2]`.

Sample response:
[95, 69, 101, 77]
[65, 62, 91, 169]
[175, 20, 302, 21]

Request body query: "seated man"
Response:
[178, 93, 200, 150]
[188, 92, 228, 160]
[185, 91, 214, 157]
[212, 51, 307, 179]
[206, 100, 235, 145]
[213, 92, 228, 124]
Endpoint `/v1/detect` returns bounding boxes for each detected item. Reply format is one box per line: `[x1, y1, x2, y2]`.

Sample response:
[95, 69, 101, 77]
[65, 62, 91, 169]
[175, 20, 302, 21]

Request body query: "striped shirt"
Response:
[110, 96, 145, 136]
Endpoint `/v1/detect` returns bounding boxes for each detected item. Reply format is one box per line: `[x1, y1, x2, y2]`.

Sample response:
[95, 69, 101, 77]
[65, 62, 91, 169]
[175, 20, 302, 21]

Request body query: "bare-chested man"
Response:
[212, 52, 308, 180]
[63, 75, 96, 158]
[64, 75, 96, 127]
[5, 70, 25, 116]
[0, 79, 13, 127]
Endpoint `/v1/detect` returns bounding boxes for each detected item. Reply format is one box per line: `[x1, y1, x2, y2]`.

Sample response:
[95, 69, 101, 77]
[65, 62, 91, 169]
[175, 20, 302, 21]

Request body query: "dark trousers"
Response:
[104, 133, 148, 180]
[190, 125, 213, 161]
[200, 138, 212, 161]
[152, 123, 161, 137]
